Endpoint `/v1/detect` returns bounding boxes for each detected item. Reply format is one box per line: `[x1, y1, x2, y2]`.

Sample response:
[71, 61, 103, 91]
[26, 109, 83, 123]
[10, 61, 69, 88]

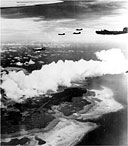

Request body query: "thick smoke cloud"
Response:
[1, 48, 127, 101]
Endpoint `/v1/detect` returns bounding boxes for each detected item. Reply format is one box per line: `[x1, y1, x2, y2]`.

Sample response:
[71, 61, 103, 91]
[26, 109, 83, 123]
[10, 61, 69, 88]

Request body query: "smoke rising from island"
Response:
[1, 48, 127, 101]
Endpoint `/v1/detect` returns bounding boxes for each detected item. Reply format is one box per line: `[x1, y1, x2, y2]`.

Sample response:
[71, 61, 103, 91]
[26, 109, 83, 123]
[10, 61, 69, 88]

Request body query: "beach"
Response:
[1, 0, 128, 145]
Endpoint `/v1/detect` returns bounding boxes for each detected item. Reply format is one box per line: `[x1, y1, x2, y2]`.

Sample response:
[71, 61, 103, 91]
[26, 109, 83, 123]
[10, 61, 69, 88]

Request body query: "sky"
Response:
[1, 0, 128, 44]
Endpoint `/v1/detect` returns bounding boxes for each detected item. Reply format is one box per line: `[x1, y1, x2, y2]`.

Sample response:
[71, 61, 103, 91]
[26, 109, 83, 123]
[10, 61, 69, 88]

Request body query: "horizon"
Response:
[1, 0, 128, 44]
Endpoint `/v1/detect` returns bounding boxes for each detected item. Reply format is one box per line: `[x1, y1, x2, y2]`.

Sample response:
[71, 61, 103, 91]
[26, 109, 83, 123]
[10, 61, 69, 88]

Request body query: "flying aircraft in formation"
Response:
[96, 27, 128, 35]
[73, 32, 81, 34]
[76, 28, 83, 31]
[58, 28, 83, 35]
[58, 33, 65, 35]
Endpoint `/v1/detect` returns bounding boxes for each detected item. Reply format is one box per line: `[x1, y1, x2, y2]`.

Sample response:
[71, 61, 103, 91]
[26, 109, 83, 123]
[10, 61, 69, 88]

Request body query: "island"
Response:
[1, 83, 123, 145]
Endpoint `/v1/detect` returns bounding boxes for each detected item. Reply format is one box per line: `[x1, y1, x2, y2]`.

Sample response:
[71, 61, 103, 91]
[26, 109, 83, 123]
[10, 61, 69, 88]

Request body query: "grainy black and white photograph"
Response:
[0, 0, 128, 145]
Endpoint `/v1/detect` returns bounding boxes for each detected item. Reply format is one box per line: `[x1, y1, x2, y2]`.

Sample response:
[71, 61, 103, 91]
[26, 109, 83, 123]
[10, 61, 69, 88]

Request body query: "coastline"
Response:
[1, 86, 124, 146]
[38, 86, 123, 146]
[76, 86, 123, 121]
[1, 0, 127, 145]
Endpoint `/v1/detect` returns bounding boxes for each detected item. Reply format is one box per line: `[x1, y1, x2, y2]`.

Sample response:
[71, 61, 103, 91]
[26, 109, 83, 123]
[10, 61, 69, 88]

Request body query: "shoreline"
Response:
[76, 86, 123, 120]
[1, 86, 124, 146]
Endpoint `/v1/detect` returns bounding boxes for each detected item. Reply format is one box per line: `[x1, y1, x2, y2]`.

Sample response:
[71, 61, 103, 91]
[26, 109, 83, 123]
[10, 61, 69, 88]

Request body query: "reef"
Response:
[1, 87, 91, 138]
[0, 86, 123, 146]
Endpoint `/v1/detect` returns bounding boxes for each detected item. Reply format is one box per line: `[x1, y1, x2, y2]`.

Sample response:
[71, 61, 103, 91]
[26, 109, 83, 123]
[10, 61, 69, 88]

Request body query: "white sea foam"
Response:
[1, 48, 127, 101]
[34, 119, 97, 146]
[78, 86, 123, 120]
[1, 86, 123, 146]
[34, 86, 123, 146]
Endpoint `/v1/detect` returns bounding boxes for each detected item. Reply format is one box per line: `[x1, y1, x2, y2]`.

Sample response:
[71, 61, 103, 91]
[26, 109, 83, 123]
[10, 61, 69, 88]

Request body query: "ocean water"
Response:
[1, 0, 128, 145]
[77, 74, 127, 146]
[77, 109, 127, 145]
[1, 42, 127, 145]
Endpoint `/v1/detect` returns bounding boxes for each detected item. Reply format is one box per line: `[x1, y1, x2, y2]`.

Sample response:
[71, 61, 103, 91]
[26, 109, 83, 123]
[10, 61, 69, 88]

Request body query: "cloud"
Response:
[1, 48, 127, 102]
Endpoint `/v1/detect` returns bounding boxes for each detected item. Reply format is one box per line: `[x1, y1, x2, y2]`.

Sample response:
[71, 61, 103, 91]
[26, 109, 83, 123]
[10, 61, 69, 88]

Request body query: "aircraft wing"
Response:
[0, 0, 63, 8]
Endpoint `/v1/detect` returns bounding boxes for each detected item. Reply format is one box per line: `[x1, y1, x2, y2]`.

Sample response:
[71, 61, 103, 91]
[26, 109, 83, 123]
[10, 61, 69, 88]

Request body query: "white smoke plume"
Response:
[1, 48, 127, 101]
